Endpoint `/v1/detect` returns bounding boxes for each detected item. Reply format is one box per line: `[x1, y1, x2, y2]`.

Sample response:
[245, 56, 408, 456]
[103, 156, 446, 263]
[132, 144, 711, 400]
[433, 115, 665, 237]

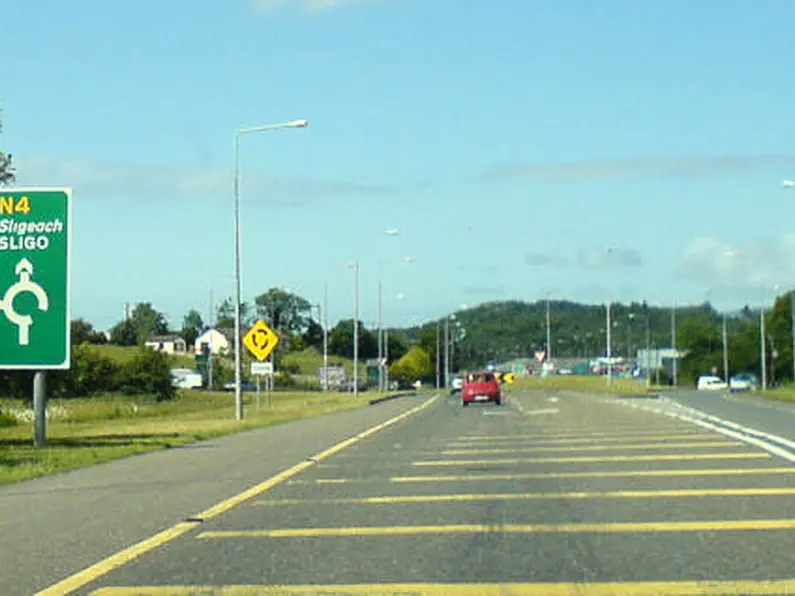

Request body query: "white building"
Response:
[145, 334, 187, 354]
[194, 328, 231, 356]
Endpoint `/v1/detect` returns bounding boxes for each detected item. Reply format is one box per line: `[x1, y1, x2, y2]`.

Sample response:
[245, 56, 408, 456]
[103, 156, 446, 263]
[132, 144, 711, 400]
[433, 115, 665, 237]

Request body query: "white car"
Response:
[730, 374, 758, 392]
[697, 375, 728, 391]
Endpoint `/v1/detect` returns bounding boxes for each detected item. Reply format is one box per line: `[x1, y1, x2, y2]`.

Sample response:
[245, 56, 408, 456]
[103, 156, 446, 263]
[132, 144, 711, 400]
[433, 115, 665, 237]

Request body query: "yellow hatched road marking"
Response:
[412, 453, 770, 466]
[390, 467, 795, 482]
[440, 441, 740, 454]
[447, 433, 724, 446]
[89, 580, 795, 595]
[285, 467, 795, 485]
[250, 487, 795, 506]
[34, 395, 440, 596]
[198, 518, 795, 539]
[462, 430, 713, 440]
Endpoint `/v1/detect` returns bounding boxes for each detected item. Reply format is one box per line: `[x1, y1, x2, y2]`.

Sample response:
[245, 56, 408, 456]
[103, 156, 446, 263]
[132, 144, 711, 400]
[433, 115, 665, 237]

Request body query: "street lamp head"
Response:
[287, 119, 309, 128]
[380, 228, 400, 236]
[783, 180, 795, 188]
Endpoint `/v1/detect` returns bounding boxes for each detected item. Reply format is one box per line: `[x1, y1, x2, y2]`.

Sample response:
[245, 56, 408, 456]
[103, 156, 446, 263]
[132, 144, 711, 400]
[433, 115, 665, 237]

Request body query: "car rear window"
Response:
[467, 373, 494, 383]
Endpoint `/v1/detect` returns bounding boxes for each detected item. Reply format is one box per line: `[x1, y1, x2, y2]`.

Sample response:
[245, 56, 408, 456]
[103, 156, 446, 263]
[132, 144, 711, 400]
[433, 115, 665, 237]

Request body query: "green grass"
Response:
[513, 375, 650, 396]
[0, 388, 396, 486]
[94, 344, 195, 368]
[282, 347, 365, 376]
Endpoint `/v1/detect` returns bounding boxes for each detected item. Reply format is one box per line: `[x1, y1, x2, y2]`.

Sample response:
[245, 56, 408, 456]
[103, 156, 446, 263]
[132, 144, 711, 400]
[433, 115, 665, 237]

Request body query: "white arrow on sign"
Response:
[0, 258, 49, 346]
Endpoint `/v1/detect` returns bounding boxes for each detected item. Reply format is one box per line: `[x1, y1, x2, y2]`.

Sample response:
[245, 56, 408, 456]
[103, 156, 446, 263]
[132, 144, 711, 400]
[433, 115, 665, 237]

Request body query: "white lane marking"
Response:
[524, 408, 560, 416]
[606, 398, 795, 465]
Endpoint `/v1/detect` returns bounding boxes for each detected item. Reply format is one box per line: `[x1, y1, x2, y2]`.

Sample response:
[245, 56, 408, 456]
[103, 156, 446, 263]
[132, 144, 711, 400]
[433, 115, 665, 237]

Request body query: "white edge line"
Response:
[605, 397, 795, 464]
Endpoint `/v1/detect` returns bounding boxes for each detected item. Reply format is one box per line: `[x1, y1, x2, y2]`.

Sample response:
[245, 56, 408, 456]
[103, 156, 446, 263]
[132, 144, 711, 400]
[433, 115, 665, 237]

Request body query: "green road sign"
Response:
[0, 188, 71, 370]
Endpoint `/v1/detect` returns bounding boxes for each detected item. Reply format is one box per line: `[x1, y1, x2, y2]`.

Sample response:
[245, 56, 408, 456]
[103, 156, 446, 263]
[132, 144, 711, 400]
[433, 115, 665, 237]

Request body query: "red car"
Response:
[462, 371, 502, 406]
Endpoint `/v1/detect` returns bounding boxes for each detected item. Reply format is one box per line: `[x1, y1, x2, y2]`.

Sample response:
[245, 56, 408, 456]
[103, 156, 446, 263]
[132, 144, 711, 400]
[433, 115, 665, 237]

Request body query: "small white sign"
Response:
[250, 361, 274, 376]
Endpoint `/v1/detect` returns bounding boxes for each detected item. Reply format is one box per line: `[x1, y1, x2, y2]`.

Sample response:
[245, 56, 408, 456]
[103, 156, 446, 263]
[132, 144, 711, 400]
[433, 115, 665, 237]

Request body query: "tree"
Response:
[389, 345, 432, 384]
[70, 318, 107, 345]
[302, 319, 324, 349]
[109, 318, 137, 346]
[254, 288, 313, 335]
[181, 309, 204, 347]
[216, 298, 251, 328]
[130, 302, 168, 343]
[329, 319, 378, 359]
[0, 108, 14, 186]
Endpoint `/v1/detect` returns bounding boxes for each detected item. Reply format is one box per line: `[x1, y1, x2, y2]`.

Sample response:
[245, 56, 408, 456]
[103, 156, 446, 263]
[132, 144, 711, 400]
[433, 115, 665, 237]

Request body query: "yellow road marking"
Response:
[286, 467, 795, 484]
[440, 441, 740, 454]
[390, 467, 795, 482]
[446, 433, 724, 446]
[412, 452, 769, 466]
[198, 518, 795, 539]
[251, 487, 795, 506]
[35, 395, 439, 596]
[462, 430, 711, 440]
[88, 580, 795, 595]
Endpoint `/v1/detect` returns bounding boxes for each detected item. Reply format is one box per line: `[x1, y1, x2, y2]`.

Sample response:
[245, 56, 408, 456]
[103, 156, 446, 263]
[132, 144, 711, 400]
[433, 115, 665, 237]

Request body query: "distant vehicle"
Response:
[697, 375, 728, 391]
[223, 381, 258, 392]
[730, 373, 758, 392]
[170, 368, 203, 390]
[449, 375, 463, 395]
[462, 371, 502, 406]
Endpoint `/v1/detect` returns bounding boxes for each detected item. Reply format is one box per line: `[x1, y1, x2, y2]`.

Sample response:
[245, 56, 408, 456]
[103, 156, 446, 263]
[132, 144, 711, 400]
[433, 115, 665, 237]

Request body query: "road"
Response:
[10, 386, 795, 594]
[668, 388, 795, 443]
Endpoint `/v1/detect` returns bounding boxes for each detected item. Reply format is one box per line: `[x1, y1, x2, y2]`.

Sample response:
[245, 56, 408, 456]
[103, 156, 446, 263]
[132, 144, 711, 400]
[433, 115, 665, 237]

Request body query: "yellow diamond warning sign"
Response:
[242, 319, 280, 361]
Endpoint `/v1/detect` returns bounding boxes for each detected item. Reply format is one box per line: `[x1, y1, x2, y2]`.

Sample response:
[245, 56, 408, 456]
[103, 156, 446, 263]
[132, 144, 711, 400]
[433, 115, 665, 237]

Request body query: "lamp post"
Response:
[782, 182, 795, 383]
[233, 119, 308, 421]
[545, 294, 552, 365]
[346, 261, 360, 396]
[323, 282, 329, 391]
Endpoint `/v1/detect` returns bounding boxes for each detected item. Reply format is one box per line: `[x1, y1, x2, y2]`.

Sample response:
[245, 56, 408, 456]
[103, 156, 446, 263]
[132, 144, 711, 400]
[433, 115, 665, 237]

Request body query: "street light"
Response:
[232, 118, 308, 421]
[376, 228, 400, 392]
[347, 261, 360, 396]
[782, 182, 795, 382]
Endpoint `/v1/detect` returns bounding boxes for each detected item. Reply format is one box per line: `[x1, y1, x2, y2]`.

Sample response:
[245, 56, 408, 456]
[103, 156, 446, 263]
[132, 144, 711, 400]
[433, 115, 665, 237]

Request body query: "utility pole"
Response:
[606, 301, 612, 386]
[444, 316, 450, 389]
[722, 314, 729, 384]
[377, 278, 383, 392]
[671, 306, 678, 387]
[761, 306, 767, 391]
[207, 289, 214, 390]
[790, 291, 795, 384]
[545, 296, 552, 364]
[323, 281, 329, 391]
[436, 322, 441, 389]
[645, 306, 652, 388]
[353, 262, 359, 396]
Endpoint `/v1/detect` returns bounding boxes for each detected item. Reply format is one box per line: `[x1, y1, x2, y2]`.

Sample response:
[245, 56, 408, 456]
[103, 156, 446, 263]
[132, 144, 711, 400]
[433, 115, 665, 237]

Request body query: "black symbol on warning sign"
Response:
[252, 329, 270, 349]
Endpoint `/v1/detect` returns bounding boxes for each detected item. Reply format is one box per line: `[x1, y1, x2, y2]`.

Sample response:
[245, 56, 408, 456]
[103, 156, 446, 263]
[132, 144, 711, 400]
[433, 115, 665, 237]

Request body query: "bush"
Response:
[0, 410, 18, 427]
[120, 347, 176, 401]
[52, 344, 122, 397]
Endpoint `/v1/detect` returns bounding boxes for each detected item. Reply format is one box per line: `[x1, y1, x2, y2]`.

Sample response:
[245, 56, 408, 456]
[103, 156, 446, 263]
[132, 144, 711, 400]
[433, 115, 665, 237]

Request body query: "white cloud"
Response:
[577, 247, 642, 269]
[251, 0, 379, 14]
[13, 155, 394, 203]
[678, 235, 795, 293]
[485, 155, 795, 182]
[524, 251, 569, 267]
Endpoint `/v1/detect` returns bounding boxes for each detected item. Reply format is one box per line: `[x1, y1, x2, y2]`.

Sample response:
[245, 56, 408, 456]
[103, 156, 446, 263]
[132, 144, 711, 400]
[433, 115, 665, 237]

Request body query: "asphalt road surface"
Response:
[17, 387, 795, 595]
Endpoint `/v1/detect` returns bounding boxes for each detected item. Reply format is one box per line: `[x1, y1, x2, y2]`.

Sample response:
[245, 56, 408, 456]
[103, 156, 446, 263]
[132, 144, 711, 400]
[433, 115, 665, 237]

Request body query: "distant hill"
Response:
[397, 299, 727, 369]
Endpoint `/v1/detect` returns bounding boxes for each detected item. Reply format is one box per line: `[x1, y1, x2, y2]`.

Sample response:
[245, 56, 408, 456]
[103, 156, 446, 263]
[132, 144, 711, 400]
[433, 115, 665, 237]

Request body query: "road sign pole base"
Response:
[33, 371, 47, 447]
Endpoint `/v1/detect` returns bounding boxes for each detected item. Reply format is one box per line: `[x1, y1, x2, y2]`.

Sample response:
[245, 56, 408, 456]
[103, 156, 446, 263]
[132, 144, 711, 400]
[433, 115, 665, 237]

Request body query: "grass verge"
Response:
[513, 375, 651, 396]
[0, 388, 401, 486]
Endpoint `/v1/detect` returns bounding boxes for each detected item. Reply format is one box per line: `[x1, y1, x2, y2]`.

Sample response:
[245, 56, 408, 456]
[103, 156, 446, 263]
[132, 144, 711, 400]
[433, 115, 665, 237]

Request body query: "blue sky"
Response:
[3, 0, 795, 331]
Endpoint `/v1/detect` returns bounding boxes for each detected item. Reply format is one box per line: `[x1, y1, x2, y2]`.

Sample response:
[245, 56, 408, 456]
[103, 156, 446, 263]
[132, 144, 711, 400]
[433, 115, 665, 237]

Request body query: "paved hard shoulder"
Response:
[0, 395, 433, 596]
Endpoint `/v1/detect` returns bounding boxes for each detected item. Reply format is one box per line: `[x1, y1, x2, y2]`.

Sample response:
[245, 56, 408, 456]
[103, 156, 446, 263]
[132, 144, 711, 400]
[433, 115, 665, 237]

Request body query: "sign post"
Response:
[0, 188, 72, 446]
[250, 360, 274, 411]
